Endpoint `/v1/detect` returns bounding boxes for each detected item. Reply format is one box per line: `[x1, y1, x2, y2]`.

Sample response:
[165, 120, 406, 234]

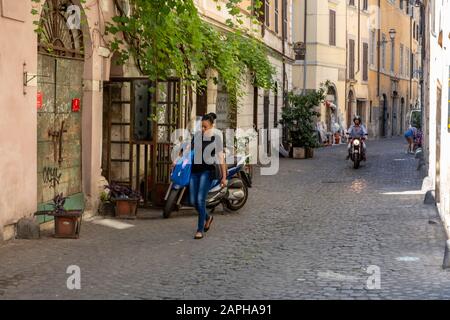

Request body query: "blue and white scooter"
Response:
[163, 155, 251, 219]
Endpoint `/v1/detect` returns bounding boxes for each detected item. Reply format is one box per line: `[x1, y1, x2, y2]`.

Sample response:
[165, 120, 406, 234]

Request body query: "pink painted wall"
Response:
[0, 0, 116, 235]
[0, 1, 38, 231]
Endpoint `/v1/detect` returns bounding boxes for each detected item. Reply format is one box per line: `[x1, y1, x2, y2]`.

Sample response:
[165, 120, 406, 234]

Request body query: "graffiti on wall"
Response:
[43, 167, 62, 189]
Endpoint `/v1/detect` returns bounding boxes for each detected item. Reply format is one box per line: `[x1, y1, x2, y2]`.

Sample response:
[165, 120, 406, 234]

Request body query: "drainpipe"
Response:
[345, 1, 348, 126]
[303, 0, 308, 95]
[410, 8, 413, 105]
[282, 0, 286, 105]
[377, 0, 381, 97]
[357, 0, 361, 73]
[419, 1, 425, 132]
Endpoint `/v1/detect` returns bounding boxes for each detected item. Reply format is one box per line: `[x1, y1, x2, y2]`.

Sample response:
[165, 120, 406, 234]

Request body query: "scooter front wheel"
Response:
[225, 178, 249, 211]
[163, 189, 181, 219]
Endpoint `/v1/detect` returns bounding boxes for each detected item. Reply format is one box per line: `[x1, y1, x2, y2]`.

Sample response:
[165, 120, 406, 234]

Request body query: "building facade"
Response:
[0, 0, 293, 239]
[423, 0, 450, 237]
[346, 0, 371, 133]
[292, 0, 348, 138]
[194, 0, 294, 134]
[367, 0, 421, 138]
[0, 0, 117, 240]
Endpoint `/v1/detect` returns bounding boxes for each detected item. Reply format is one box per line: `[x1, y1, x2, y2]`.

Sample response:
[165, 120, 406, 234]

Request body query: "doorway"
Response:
[400, 98, 405, 133]
[381, 94, 388, 137]
[356, 100, 366, 123]
[103, 78, 188, 207]
[392, 93, 398, 136]
[36, 0, 85, 218]
[347, 91, 354, 129]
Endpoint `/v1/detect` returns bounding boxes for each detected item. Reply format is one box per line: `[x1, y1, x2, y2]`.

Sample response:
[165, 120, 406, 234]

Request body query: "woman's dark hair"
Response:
[202, 113, 217, 124]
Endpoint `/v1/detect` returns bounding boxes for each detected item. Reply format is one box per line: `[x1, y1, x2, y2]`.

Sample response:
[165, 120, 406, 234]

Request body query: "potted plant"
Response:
[280, 83, 327, 159]
[98, 191, 115, 216]
[48, 194, 83, 239]
[105, 183, 141, 219]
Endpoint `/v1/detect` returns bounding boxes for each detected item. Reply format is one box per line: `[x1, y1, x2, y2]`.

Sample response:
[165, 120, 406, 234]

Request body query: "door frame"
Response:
[36, 0, 89, 218]
[436, 84, 442, 204]
[382, 94, 388, 137]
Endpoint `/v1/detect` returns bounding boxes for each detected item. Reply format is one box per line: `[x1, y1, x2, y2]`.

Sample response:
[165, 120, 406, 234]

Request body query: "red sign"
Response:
[37, 92, 43, 110]
[71, 98, 81, 112]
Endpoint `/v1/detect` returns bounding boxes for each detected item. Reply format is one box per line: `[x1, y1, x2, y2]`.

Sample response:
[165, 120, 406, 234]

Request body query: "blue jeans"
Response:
[189, 171, 212, 232]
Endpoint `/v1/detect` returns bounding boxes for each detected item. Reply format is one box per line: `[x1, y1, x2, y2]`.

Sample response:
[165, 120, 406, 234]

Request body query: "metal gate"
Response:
[103, 78, 190, 207]
[37, 0, 85, 220]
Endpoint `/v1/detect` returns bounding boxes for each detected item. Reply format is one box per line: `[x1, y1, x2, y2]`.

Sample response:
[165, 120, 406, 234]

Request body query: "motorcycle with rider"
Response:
[346, 116, 368, 169]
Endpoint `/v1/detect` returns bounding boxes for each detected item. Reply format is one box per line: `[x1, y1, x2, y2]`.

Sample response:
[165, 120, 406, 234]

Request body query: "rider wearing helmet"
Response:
[346, 116, 368, 160]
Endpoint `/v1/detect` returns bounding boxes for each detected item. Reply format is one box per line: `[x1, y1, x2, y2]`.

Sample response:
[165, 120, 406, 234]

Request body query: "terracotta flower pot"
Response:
[114, 198, 139, 219]
[99, 202, 115, 216]
[53, 210, 83, 239]
[292, 147, 306, 159]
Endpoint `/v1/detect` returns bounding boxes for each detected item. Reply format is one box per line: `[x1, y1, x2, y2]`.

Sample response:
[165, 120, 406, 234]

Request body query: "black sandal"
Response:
[204, 216, 214, 233]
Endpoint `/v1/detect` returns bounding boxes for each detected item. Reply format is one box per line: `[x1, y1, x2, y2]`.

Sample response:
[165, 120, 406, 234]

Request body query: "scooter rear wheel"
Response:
[163, 189, 180, 219]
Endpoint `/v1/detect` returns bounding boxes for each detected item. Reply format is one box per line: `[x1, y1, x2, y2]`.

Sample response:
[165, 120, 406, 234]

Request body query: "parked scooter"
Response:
[163, 156, 251, 219]
[413, 129, 423, 151]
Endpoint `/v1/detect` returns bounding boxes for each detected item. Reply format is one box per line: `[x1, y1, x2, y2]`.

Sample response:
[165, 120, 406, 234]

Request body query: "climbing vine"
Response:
[105, 0, 276, 110]
[30, 0, 276, 122]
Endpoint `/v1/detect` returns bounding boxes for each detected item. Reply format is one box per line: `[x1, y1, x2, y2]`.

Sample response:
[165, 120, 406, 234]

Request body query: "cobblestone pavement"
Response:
[1, 138, 449, 300]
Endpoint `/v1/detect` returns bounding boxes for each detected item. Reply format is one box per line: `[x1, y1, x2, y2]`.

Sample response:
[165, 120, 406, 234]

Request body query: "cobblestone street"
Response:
[1, 138, 449, 300]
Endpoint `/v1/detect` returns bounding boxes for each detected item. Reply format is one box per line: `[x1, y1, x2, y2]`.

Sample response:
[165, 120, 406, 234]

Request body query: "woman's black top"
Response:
[191, 132, 223, 176]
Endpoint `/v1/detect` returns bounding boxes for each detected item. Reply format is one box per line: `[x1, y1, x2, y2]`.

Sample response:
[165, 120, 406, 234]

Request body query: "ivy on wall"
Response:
[105, 0, 276, 117]
[31, 0, 276, 122]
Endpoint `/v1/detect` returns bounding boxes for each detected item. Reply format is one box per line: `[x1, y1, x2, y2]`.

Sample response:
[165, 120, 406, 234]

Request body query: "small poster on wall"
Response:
[37, 92, 43, 110]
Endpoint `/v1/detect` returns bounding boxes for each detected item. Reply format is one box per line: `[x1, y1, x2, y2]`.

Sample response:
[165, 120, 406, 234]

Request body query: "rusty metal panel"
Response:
[54, 58, 83, 199]
[37, 55, 83, 206]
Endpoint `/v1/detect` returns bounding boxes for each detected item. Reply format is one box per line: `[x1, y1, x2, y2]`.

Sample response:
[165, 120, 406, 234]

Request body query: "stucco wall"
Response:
[426, 0, 450, 236]
[0, 1, 38, 233]
[0, 0, 115, 238]
[367, 0, 421, 138]
[291, 0, 347, 129]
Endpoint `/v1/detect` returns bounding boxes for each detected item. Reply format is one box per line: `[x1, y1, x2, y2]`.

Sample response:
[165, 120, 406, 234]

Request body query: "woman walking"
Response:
[190, 113, 227, 240]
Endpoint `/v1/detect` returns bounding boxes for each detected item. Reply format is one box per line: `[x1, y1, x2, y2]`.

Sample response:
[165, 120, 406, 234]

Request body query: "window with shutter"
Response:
[275, 0, 279, 34]
[382, 34, 386, 70]
[370, 30, 376, 66]
[349, 39, 355, 79]
[400, 44, 404, 76]
[282, 0, 287, 40]
[390, 41, 395, 73]
[363, 43, 368, 81]
[265, 0, 270, 27]
[329, 10, 336, 46]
